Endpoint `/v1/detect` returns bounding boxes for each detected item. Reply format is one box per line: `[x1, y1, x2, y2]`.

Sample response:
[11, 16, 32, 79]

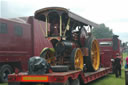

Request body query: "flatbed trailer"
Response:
[8, 67, 112, 85]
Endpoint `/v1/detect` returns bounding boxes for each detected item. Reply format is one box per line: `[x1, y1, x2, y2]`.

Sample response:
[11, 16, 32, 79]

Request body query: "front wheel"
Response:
[0, 64, 13, 83]
[40, 48, 56, 65]
[71, 48, 84, 70]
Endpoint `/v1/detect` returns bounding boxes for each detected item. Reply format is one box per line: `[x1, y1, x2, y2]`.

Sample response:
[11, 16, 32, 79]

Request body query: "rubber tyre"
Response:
[70, 79, 80, 85]
[70, 48, 84, 70]
[86, 36, 100, 71]
[0, 65, 13, 83]
[51, 65, 69, 72]
[49, 80, 70, 85]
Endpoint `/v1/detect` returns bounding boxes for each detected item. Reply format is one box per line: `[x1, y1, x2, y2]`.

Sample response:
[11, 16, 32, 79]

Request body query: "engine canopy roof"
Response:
[34, 7, 99, 28]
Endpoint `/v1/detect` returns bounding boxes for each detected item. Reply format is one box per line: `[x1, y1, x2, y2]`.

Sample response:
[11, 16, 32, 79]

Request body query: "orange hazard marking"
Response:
[21, 76, 48, 82]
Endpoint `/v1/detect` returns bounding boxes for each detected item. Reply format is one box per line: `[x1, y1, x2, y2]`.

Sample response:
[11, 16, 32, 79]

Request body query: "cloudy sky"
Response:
[0, 0, 128, 42]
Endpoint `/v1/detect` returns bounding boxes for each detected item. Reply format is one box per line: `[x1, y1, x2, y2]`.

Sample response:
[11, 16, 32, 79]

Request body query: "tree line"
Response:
[92, 23, 113, 39]
[92, 24, 128, 53]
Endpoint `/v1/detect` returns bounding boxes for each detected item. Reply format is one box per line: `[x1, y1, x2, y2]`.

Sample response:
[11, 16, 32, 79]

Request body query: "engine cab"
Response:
[35, 7, 100, 71]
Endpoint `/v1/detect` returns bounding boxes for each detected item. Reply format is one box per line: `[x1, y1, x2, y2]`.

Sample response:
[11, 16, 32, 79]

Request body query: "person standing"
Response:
[114, 54, 121, 78]
[126, 57, 128, 68]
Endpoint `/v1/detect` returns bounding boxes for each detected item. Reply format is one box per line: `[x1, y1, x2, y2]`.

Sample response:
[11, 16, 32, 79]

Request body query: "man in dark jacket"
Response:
[114, 54, 121, 78]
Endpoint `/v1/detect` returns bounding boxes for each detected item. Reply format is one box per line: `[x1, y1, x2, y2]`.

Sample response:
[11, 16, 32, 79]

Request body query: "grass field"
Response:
[0, 83, 7, 85]
[0, 53, 127, 85]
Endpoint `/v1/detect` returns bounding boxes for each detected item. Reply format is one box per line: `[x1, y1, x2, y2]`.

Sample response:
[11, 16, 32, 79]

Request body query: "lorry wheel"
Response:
[71, 48, 84, 70]
[70, 79, 80, 85]
[49, 80, 70, 85]
[86, 36, 100, 71]
[0, 64, 13, 82]
[40, 48, 56, 65]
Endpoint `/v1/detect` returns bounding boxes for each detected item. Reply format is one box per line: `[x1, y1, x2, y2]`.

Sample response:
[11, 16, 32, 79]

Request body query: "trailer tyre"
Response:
[0, 64, 13, 82]
[71, 79, 80, 85]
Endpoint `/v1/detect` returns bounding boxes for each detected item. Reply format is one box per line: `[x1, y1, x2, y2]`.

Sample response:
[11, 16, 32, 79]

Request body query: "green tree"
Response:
[92, 23, 113, 39]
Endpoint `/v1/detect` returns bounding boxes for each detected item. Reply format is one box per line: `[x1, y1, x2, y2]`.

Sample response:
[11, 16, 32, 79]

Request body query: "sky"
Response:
[0, 0, 128, 42]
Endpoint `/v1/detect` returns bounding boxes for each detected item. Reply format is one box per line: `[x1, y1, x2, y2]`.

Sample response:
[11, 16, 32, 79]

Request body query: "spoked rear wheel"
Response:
[91, 40, 100, 71]
[86, 37, 100, 71]
[71, 48, 84, 70]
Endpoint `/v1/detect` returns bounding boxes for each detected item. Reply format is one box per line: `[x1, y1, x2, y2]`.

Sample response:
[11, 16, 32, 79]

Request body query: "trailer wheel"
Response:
[0, 64, 13, 82]
[49, 80, 70, 85]
[86, 36, 100, 71]
[71, 48, 84, 70]
[40, 48, 56, 65]
[70, 79, 80, 85]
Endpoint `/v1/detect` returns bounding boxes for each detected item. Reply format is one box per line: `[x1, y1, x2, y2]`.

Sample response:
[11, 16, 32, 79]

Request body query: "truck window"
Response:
[14, 25, 23, 36]
[0, 23, 8, 33]
[99, 41, 112, 47]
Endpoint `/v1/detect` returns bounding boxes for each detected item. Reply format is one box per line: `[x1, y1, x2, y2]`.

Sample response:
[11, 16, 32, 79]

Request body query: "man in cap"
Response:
[114, 53, 122, 78]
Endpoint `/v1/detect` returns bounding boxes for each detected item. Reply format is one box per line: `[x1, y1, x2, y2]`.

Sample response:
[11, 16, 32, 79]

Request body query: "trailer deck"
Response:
[83, 67, 111, 84]
[8, 67, 112, 85]
[84, 68, 109, 76]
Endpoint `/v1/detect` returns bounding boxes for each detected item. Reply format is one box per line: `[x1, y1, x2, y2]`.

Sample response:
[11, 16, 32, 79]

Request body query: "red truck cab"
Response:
[0, 17, 52, 82]
[97, 35, 123, 68]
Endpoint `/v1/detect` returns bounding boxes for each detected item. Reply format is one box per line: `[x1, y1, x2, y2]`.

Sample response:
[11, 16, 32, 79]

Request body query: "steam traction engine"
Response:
[35, 7, 100, 71]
